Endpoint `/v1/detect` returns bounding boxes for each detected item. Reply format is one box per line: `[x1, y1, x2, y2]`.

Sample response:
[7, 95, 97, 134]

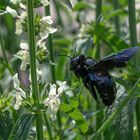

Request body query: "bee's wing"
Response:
[89, 46, 139, 70]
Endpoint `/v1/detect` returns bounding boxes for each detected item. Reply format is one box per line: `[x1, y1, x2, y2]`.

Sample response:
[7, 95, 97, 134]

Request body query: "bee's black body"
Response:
[70, 47, 139, 106]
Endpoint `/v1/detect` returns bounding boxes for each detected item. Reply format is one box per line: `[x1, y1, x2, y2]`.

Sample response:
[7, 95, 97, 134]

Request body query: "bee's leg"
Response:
[89, 82, 98, 103]
[83, 76, 90, 89]
[83, 76, 98, 103]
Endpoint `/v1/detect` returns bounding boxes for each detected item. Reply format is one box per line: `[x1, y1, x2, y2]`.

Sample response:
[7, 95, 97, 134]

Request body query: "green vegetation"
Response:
[0, 0, 140, 139]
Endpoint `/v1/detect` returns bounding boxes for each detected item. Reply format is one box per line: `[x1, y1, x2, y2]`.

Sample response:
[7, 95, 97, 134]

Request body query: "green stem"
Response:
[128, 1, 140, 138]
[44, 113, 53, 140]
[96, 0, 102, 20]
[113, 0, 120, 36]
[26, 0, 43, 139]
[26, 0, 39, 103]
[36, 114, 43, 140]
[94, 0, 103, 137]
[92, 78, 140, 139]
[128, 0, 137, 46]
[92, 0, 102, 59]
[136, 99, 140, 139]
[45, 5, 62, 139]
[0, 35, 14, 76]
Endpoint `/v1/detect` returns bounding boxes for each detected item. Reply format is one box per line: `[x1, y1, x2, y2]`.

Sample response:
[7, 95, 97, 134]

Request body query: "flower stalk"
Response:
[26, 0, 43, 139]
[26, 0, 39, 103]
[44, 113, 53, 140]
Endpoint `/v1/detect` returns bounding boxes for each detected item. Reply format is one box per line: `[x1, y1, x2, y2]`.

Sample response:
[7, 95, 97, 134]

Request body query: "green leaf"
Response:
[0, 111, 14, 140]
[60, 103, 88, 133]
[60, 0, 72, 9]
[73, 2, 95, 11]
[9, 113, 35, 140]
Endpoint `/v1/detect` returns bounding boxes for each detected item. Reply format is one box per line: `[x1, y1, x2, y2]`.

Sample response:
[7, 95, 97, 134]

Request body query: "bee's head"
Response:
[70, 55, 85, 71]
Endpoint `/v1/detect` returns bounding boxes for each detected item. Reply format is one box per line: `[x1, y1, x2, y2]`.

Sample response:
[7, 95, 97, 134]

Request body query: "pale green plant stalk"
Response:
[26, 0, 43, 139]
[44, 113, 53, 140]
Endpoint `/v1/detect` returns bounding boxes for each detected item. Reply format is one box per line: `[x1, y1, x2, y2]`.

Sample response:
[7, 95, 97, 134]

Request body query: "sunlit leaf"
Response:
[60, 103, 88, 133]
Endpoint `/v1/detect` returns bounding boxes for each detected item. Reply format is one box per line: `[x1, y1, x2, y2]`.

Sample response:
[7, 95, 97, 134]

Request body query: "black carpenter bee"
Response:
[70, 47, 139, 106]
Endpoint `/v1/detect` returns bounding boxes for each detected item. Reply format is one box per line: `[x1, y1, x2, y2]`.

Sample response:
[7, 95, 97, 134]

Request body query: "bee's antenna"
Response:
[58, 55, 72, 59]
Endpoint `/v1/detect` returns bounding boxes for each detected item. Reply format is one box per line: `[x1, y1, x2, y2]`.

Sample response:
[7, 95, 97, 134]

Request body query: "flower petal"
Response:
[40, 0, 49, 6]
[6, 6, 18, 17]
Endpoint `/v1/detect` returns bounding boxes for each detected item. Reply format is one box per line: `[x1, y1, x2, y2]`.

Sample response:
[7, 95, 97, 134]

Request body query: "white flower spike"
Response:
[44, 82, 67, 120]
[40, 0, 49, 6]
[13, 74, 26, 110]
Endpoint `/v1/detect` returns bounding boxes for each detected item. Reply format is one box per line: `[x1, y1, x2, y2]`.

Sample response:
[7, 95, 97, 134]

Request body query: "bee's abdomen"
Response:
[89, 71, 117, 106]
[99, 88, 116, 106]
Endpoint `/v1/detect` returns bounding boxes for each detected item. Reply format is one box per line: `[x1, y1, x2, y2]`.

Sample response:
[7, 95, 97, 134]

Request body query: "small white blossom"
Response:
[44, 82, 66, 120]
[46, 26, 57, 34]
[15, 19, 22, 35]
[57, 81, 67, 95]
[37, 39, 47, 49]
[40, 0, 49, 6]
[13, 74, 26, 110]
[39, 16, 57, 41]
[19, 3, 26, 10]
[40, 16, 53, 25]
[15, 11, 27, 35]
[15, 41, 29, 70]
[57, 81, 73, 97]
[6, 6, 18, 17]
[20, 11, 27, 23]
[14, 93, 22, 110]
[20, 42, 29, 50]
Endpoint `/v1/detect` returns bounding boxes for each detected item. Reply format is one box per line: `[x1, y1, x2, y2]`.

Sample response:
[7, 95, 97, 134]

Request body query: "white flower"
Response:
[20, 42, 29, 50]
[37, 39, 47, 49]
[19, 3, 26, 10]
[6, 6, 18, 17]
[15, 41, 29, 70]
[57, 81, 67, 95]
[13, 74, 26, 110]
[39, 16, 57, 41]
[10, 0, 20, 5]
[15, 11, 27, 35]
[44, 82, 66, 120]
[40, 0, 49, 6]
[40, 16, 53, 25]
[46, 26, 57, 34]
[14, 93, 22, 110]
[15, 19, 23, 35]
[57, 81, 73, 97]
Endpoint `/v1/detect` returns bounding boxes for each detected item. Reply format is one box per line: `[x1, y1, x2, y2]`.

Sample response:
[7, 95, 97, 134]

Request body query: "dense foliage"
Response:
[0, 0, 140, 140]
